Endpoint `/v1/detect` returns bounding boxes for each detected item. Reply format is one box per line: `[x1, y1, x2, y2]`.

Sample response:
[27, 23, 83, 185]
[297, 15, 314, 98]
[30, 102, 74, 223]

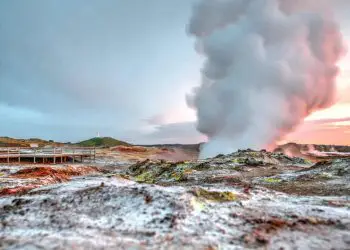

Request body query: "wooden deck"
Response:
[0, 147, 96, 164]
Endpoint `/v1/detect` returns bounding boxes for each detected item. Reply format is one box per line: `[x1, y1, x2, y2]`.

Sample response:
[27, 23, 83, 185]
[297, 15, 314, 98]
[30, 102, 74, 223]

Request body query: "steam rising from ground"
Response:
[187, 0, 346, 159]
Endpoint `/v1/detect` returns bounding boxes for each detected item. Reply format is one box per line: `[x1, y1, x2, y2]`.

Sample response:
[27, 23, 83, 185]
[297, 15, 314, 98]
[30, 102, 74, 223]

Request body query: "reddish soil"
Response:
[0, 185, 39, 196]
[10, 166, 100, 179]
[0, 166, 104, 197]
[113, 146, 149, 153]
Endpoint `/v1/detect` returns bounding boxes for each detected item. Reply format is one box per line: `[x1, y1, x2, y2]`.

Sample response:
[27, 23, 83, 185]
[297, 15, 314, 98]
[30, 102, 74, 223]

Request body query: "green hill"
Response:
[77, 137, 130, 148]
[0, 137, 62, 147]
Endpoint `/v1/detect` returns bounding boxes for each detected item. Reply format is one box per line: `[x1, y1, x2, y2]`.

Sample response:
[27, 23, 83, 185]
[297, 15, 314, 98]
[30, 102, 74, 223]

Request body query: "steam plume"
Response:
[187, 0, 346, 159]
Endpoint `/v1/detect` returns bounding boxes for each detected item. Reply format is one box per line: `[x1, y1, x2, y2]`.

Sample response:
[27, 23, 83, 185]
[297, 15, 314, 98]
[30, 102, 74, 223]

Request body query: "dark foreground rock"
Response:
[0, 150, 349, 249]
[254, 158, 350, 196]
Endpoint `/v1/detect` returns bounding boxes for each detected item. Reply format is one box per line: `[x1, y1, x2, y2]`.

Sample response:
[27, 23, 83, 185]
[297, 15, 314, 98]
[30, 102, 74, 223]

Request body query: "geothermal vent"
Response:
[186, 0, 346, 159]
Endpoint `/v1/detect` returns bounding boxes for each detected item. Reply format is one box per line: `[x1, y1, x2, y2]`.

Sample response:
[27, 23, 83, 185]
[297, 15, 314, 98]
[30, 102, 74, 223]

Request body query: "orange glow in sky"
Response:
[285, 40, 350, 145]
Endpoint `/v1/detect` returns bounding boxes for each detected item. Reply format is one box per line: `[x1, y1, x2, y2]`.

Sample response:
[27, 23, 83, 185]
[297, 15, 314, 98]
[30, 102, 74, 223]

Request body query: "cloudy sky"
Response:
[0, 0, 349, 144]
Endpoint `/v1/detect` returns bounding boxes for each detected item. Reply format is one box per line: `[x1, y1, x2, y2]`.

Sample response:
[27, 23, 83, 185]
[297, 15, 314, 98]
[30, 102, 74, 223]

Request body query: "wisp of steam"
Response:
[187, 0, 346, 159]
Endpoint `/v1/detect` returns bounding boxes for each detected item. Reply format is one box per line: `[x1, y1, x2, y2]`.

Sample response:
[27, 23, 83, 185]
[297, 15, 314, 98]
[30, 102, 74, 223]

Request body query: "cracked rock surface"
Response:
[1, 149, 350, 249]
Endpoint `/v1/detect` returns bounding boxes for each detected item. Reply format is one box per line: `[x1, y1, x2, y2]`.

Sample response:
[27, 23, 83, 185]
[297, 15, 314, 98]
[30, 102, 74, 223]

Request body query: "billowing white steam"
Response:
[187, 0, 346, 159]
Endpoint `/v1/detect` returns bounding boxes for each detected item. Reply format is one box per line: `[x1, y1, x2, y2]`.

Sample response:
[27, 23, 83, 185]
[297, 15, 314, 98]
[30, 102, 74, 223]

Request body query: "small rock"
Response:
[342, 234, 350, 244]
[144, 194, 153, 204]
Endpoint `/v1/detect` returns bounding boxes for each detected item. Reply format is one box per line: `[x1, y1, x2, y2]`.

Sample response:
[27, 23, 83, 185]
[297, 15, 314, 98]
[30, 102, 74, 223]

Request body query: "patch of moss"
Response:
[128, 159, 151, 176]
[231, 158, 246, 164]
[246, 151, 260, 157]
[192, 188, 237, 202]
[171, 171, 185, 181]
[304, 159, 313, 164]
[263, 178, 282, 183]
[170, 168, 191, 182]
[167, 164, 194, 182]
[135, 172, 156, 184]
[231, 165, 243, 171]
[128, 161, 195, 184]
[184, 169, 194, 175]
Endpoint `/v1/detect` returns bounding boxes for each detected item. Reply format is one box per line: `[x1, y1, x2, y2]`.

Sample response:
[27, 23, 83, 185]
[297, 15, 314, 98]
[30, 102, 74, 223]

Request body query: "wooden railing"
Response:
[0, 147, 96, 164]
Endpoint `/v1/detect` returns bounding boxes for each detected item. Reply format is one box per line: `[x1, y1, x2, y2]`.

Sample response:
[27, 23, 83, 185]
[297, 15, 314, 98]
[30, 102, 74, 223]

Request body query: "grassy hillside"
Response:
[0, 137, 62, 147]
[0, 136, 130, 148]
[77, 137, 130, 148]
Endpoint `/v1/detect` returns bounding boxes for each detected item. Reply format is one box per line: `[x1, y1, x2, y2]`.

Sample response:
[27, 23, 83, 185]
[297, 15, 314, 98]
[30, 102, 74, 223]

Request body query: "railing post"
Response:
[53, 147, 56, 164]
[94, 147, 96, 162]
[33, 149, 36, 164]
[7, 148, 9, 164]
[18, 147, 21, 163]
[73, 148, 75, 163]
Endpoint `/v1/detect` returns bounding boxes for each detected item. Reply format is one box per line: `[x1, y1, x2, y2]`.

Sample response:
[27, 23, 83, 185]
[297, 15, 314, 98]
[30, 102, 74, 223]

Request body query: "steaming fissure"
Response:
[187, 0, 346, 159]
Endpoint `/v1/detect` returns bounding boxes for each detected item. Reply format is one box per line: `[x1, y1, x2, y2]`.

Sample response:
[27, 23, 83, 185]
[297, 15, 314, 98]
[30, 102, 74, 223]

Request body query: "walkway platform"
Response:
[0, 147, 96, 164]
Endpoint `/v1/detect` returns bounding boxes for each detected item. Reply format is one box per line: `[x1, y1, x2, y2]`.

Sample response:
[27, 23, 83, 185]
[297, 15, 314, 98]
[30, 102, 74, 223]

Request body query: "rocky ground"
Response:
[0, 149, 349, 249]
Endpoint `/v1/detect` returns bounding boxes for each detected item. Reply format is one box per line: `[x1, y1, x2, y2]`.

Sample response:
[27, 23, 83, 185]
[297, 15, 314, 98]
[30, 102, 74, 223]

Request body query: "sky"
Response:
[0, 0, 349, 145]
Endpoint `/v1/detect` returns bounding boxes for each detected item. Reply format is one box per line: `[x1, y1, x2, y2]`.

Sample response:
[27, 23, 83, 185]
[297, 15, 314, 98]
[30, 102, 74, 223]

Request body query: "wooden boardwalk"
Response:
[0, 147, 96, 164]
